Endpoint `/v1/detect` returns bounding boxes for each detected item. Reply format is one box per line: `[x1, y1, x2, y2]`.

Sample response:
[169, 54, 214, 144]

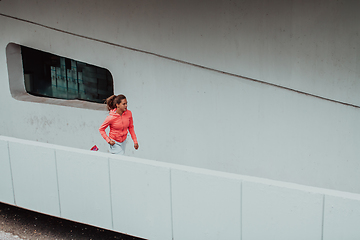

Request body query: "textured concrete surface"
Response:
[0, 230, 23, 240]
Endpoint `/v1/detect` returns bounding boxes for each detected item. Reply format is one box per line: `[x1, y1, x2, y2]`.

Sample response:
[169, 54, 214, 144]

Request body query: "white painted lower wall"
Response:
[1, 135, 360, 240]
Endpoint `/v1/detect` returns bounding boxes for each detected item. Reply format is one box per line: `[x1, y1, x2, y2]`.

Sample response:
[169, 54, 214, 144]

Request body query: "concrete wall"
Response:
[0, 0, 359, 193]
[2, 135, 360, 240]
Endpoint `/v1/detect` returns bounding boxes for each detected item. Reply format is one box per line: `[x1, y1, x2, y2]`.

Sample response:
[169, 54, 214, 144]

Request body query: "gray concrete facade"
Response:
[0, 1, 359, 194]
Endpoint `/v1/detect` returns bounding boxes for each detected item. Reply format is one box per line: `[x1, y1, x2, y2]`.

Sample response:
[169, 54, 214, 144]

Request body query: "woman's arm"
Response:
[99, 116, 112, 143]
[128, 112, 139, 149]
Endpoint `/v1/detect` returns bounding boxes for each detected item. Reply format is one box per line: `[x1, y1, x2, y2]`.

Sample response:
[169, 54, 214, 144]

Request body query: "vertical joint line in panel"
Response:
[169, 169, 174, 240]
[240, 181, 243, 240]
[321, 195, 325, 240]
[108, 158, 114, 230]
[54, 151, 62, 217]
[7, 141, 16, 205]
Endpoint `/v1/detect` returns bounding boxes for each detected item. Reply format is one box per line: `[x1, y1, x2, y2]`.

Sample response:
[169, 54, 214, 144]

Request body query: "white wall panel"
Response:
[0, 139, 14, 204]
[55, 150, 112, 229]
[2, 136, 360, 240]
[8, 142, 60, 216]
[323, 195, 360, 240]
[242, 181, 323, 240]
[171, 169, 241, 240]
[109, 157, 172, 240]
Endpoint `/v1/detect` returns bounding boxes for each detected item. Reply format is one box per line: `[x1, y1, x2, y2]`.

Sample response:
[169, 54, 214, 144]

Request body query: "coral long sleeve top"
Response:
[99, 109, 138, 144]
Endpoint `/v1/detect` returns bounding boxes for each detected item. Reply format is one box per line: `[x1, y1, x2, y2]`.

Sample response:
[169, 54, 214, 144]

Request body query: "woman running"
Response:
[99, 94, 139, 154]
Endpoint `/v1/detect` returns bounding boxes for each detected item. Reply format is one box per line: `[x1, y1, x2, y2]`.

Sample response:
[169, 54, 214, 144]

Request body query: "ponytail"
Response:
[105, 95, 117, 111]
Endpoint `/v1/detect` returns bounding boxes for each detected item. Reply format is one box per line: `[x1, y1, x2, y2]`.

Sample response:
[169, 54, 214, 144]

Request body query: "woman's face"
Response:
[116, 99, 128, 112]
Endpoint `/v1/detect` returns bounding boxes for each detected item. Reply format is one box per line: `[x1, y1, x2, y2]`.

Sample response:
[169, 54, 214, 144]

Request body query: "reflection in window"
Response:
[21, 46, 113, 103]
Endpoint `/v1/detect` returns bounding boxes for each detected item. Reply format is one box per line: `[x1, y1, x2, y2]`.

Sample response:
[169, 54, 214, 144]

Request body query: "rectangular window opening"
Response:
[20, 46, 114, 104]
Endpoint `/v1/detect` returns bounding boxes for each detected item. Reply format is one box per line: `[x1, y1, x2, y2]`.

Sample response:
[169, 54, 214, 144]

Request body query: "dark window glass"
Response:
[21, 46, 114, 103]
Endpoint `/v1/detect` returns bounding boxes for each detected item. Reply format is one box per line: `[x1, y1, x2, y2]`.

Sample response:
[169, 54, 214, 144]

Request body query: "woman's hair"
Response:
[105, 94, 126, 111]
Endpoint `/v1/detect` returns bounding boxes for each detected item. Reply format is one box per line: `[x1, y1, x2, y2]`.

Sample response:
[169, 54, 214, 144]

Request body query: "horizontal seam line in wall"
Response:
[1, 12, 359, 109]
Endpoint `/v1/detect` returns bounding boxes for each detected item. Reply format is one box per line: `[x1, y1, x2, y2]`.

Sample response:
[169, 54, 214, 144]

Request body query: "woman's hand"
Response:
[109, 140, 115, 146]
[134, 143, 139, 150]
